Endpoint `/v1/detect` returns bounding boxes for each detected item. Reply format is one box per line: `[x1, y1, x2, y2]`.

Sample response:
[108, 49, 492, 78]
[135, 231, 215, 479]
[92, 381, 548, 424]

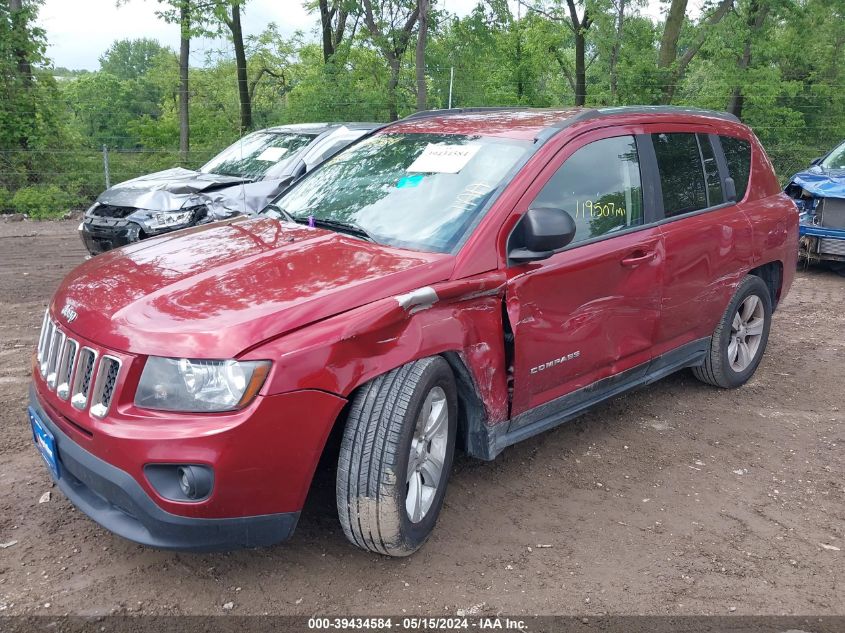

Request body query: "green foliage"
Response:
[0, 186, 12, 212]
[11, 184, 81, 219]
[99, 38, 173, 79]
[1, 0, 843, 208]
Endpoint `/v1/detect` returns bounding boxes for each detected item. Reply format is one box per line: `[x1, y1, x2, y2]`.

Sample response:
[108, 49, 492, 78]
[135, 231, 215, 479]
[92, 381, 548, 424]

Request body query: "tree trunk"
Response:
[609, 0, 625, 104]
[388, 60, 401, 121]
[179, 1, 190, 163]
[658, 0, 688, 70]
[228, 3, 252, 131]
[574, 30, 586, 106]
[415, 0, 429, 111]
[8, 0, 32, 87]
[658, 0, 734, 104]
[319, 0, 335, 62]
[727, 0, 768, 120]
[564, 1, 590, 106]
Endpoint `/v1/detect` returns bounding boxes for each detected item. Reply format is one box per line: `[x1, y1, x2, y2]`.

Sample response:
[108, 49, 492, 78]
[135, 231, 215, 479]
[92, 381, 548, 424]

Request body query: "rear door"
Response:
[645, 128, 754, 360]
[505, 130, 664, 420]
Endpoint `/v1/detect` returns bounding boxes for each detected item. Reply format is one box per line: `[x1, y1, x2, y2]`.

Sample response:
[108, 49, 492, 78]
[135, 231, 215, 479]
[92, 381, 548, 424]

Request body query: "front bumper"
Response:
[799, 223, 845, 261]
[79, 219, 142, 255]
[28, 386, 298, 551]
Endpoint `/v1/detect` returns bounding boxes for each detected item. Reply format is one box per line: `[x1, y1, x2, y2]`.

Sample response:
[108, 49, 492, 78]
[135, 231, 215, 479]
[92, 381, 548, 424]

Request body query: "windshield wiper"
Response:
[264, 205, 375, 242]
[263, 203, 297, 223]
[309, 217, 376, 242]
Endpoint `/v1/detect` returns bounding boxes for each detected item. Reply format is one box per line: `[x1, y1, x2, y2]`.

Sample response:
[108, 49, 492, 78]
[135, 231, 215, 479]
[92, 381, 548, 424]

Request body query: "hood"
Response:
[789, 167, 845, 198]
[97, 167, 252, 210]
[52, 217, 454, 358]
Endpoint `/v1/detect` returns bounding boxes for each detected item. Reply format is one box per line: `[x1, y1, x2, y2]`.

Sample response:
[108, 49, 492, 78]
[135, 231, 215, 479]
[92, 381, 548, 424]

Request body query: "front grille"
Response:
[819, 198, 845, 229]
[90, 204, 137, 219]
[36, 311, 122, 417]
[820, 238, 845, 256]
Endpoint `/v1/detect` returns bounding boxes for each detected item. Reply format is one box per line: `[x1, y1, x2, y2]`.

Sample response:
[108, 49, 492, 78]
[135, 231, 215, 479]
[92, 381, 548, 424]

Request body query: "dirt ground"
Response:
[0, 217, 842, 618]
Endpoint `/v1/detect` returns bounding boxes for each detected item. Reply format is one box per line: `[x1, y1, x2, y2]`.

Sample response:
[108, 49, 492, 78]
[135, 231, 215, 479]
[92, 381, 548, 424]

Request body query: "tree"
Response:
[312, 0, 356, 63]
[520, 0, 593, 106]
[725, 0, 770, 118]
[99, 38, 172, 79]
[1, 0, 63, 188]
[608, 0, 625, 103]
[416, 0, 431, 110]
[217, 1, 252, 131]
[131, 0, 206, 162]
[657, 0, 734, 103]
[361, 0, 420, 120]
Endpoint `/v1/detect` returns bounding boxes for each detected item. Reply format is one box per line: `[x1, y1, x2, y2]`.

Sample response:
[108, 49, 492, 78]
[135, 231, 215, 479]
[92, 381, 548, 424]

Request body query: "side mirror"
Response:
[724, 176, 737, 203]
[508, 207, 577, 264]
[810, 156, 824, 166]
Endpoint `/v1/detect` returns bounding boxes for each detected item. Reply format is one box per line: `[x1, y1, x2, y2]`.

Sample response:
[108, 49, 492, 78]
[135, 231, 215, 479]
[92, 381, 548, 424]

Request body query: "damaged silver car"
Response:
[79, 122, 378, 255]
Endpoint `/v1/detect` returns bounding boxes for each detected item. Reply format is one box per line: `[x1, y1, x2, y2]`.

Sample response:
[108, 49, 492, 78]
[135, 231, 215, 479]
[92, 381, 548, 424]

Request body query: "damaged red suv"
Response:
[29, 107, 797, 555]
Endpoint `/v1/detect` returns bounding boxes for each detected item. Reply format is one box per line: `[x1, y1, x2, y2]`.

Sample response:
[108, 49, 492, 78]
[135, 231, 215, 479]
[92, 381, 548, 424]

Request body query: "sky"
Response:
[37, 0, 693, 72]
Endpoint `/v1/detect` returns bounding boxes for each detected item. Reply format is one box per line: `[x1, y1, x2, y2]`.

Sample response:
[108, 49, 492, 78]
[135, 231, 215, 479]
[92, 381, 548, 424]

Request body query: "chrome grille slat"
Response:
[39, 320, 55, 376]
[90, 356, 121, 418]
[46, 331, 66, 388]
[36, 310, 49, 365]
[56, 339, 78, 400]
[71, 347, 97, 411]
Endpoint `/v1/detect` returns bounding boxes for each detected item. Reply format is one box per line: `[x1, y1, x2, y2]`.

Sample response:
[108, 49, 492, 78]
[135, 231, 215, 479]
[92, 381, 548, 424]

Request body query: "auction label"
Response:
[308, 617, 527, 631]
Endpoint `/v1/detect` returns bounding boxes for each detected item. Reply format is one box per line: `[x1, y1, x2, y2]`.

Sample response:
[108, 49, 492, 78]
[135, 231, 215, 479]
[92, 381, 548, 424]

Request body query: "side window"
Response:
[698, 134, 724, 206]
[532, 135, 643, 245]
[720, 136, 751, 201]
[652, 133, 707, 217]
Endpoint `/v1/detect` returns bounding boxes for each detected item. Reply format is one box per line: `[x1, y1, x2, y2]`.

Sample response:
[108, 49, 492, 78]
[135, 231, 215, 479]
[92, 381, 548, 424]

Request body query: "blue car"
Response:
[786, 140, 845, 274]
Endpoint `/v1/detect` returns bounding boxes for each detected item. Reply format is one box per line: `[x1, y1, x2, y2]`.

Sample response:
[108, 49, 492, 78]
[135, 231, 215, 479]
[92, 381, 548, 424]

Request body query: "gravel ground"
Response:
[0, 217, 842, 617]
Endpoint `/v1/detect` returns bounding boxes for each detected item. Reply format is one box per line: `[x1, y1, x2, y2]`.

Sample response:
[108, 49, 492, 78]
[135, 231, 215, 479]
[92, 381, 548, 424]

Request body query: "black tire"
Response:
[692, 275, 772, 389]
[336, 356, 457, 556]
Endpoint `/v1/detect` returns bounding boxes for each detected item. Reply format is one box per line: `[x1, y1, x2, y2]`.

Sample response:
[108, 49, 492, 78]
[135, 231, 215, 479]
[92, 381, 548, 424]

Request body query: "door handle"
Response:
[621, 250, 656, 267]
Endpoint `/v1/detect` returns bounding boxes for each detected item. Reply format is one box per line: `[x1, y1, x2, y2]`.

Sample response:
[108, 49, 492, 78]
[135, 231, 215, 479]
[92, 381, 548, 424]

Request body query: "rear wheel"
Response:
[692, 275, 772, 389]
[829, 261, 845, 277]
[336, 356, 457, 556]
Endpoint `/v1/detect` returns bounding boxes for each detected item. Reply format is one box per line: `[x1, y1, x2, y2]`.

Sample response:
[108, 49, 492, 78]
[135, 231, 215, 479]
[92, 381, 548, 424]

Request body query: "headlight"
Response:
[145, 210, 194, 230]
[135, 357, 271, 412]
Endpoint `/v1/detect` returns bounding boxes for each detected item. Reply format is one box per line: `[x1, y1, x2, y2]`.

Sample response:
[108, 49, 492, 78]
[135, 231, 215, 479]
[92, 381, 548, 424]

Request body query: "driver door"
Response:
[505, 131, 665, 421]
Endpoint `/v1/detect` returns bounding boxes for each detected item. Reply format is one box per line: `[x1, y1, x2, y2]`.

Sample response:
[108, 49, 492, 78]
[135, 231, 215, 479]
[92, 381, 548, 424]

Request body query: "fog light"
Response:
[176, 465, 212, 500]
[177, 466, 194, 497]
[145, 464, 214, 502]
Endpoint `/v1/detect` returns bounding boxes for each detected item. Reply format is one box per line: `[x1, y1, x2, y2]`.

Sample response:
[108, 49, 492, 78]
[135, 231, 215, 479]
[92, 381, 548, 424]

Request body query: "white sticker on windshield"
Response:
[406, 143, 481, 174]
[256, 147, 289, 162]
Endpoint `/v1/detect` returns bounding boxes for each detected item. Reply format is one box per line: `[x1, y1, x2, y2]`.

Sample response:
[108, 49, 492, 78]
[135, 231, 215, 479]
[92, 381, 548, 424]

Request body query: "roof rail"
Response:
[400, 107, 533, 122]
[400, 105, 739, 124]
[593, 105, 740, 123]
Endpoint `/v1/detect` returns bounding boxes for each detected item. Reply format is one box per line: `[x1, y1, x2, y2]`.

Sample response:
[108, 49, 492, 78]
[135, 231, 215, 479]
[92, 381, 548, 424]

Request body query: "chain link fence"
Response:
[0, 136, 830, 219]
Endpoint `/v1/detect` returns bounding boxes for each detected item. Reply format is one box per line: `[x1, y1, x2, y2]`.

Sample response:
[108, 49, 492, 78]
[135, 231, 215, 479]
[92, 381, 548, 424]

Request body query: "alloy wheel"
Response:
[406, 386, 448, 523]
[728, 294, 765, 372]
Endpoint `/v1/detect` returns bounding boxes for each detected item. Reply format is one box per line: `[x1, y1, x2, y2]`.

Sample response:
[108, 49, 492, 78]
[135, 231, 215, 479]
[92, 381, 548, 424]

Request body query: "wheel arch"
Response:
[748, 260, 784, 310]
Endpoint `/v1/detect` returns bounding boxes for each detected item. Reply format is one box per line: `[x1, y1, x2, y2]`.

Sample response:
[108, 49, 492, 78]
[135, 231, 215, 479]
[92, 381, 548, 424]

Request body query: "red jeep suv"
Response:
[29, 107, 798, 555]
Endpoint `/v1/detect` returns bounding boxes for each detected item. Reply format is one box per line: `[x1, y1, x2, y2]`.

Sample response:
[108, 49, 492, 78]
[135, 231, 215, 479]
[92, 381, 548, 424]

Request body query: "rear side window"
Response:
[720, 136, 751, 201]
[532, 135, 643, 245]
[652, 133, 708, 217]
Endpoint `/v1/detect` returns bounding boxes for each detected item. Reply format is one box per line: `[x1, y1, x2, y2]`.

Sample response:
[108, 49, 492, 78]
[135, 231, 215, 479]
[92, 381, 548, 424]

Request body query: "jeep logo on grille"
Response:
[60, 305, 78, 323]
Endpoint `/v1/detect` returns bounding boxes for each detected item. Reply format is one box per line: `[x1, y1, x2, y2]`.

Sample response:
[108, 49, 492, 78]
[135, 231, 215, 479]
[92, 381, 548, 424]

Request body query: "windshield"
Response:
[201, 131, 316, 179]
[820, 140, 845, 170]
[266, 133, 531, 253]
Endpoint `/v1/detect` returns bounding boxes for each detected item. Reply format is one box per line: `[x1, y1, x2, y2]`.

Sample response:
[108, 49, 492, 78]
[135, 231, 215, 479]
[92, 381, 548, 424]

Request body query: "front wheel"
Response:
[336, 356, 457, 556]
[692, 275, 772, 388]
